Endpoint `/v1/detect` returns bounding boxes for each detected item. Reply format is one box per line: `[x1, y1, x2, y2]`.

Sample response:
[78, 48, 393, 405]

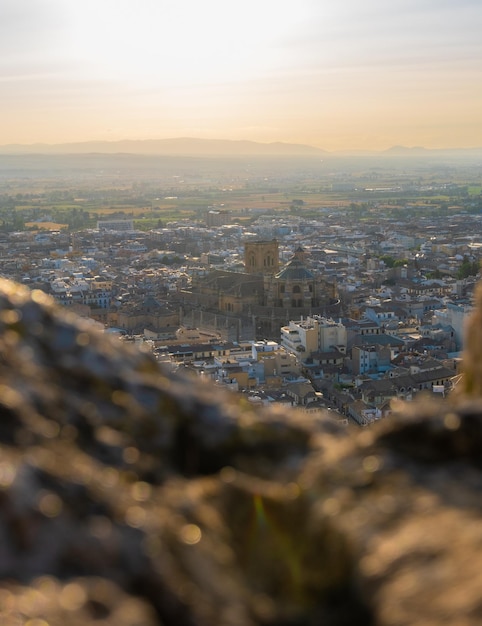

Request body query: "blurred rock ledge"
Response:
[0, 277, 481, 626]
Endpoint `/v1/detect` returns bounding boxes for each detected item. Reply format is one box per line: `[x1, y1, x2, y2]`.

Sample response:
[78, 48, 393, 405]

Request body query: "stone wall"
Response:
[0, 277, 481, 625]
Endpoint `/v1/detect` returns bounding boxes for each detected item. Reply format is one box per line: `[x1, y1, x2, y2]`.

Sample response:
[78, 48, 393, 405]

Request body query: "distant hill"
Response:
[382, 145, 482, 158]
[383, 145, 432, 155]
[0, 137, 326, 156]
[2, 138, 482, 160]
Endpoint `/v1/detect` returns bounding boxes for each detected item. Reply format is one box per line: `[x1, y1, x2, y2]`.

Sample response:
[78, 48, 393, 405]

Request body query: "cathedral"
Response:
[182, 240, 338, 339]
[264, 245, 326, 309]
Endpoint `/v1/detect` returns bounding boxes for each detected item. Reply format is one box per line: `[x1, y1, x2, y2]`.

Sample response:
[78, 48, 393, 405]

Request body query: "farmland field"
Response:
[1, 152, 480, 233]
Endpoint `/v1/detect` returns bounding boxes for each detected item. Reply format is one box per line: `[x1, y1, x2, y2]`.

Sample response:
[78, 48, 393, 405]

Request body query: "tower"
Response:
[244, 240, 279, 275]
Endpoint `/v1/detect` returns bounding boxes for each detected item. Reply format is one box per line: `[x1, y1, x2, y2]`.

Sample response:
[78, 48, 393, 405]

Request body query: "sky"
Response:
[1, 0, 482, 151]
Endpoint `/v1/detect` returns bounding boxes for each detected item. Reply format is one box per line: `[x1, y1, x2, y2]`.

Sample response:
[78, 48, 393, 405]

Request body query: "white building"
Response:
[97, 219, 134, 232]
[281, 315, 347, 357]
[432, 301, 473, 350]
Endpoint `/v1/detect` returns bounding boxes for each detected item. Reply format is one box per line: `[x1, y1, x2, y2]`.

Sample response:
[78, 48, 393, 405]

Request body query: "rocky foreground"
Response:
[0, 277, 481, 626]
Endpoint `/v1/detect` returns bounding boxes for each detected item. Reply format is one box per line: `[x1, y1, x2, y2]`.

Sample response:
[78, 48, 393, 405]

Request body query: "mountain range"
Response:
[0, 137, 481, 158]
[0, 138, 326, 156]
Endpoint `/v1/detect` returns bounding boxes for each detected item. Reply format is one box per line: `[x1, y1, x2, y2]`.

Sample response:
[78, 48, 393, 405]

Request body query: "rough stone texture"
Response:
[0, 277, 481, 625]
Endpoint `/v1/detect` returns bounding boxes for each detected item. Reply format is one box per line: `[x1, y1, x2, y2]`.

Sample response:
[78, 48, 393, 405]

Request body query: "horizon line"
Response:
[1, 137, 482, 155]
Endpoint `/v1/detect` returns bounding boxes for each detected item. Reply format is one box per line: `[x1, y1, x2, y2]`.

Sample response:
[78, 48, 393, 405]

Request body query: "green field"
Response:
[2, 151, 481, 233]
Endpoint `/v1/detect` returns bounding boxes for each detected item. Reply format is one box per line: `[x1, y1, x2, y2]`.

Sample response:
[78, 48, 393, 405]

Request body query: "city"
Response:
[2, 0, 482, 623]
[1, 150, 480, 426]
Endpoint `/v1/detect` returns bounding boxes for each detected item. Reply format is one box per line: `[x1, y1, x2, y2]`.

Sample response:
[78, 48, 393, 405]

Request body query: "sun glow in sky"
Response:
[1, 0, 482, 150]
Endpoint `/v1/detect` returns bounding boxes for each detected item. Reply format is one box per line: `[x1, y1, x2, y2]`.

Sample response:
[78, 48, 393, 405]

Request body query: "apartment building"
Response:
[281, 315, 347, 356]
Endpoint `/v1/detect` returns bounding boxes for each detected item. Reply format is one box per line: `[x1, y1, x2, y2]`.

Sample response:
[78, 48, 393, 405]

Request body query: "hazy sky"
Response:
[1, 0, 482, 150]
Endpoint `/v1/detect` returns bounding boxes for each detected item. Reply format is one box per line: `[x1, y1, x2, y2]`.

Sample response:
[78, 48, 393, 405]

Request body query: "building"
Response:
[251, 340, 301, 380]
[265, 247, 322, 309]
[432, 301, 473, 350]
[182, 241, 338, 340]
[281, 315, 347, 357]
[352, 345, 392, 376]
[97, 219, 134, 232]
[206, 209, 230, 227]
[244, 240, 280, 275]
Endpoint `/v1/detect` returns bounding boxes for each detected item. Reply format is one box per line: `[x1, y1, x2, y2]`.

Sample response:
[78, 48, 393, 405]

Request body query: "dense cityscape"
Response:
[1, 151, 481, 426]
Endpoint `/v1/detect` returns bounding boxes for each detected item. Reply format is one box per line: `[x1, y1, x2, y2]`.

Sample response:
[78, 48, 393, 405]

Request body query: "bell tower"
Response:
[244, 240, 279, 275]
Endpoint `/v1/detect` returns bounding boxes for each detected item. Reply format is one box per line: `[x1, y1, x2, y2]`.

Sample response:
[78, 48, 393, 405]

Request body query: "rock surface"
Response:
[0, 277, 481, 625]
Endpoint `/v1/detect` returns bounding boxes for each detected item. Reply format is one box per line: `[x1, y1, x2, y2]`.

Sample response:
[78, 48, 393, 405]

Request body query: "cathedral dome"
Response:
[275, 258, 314, 280]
